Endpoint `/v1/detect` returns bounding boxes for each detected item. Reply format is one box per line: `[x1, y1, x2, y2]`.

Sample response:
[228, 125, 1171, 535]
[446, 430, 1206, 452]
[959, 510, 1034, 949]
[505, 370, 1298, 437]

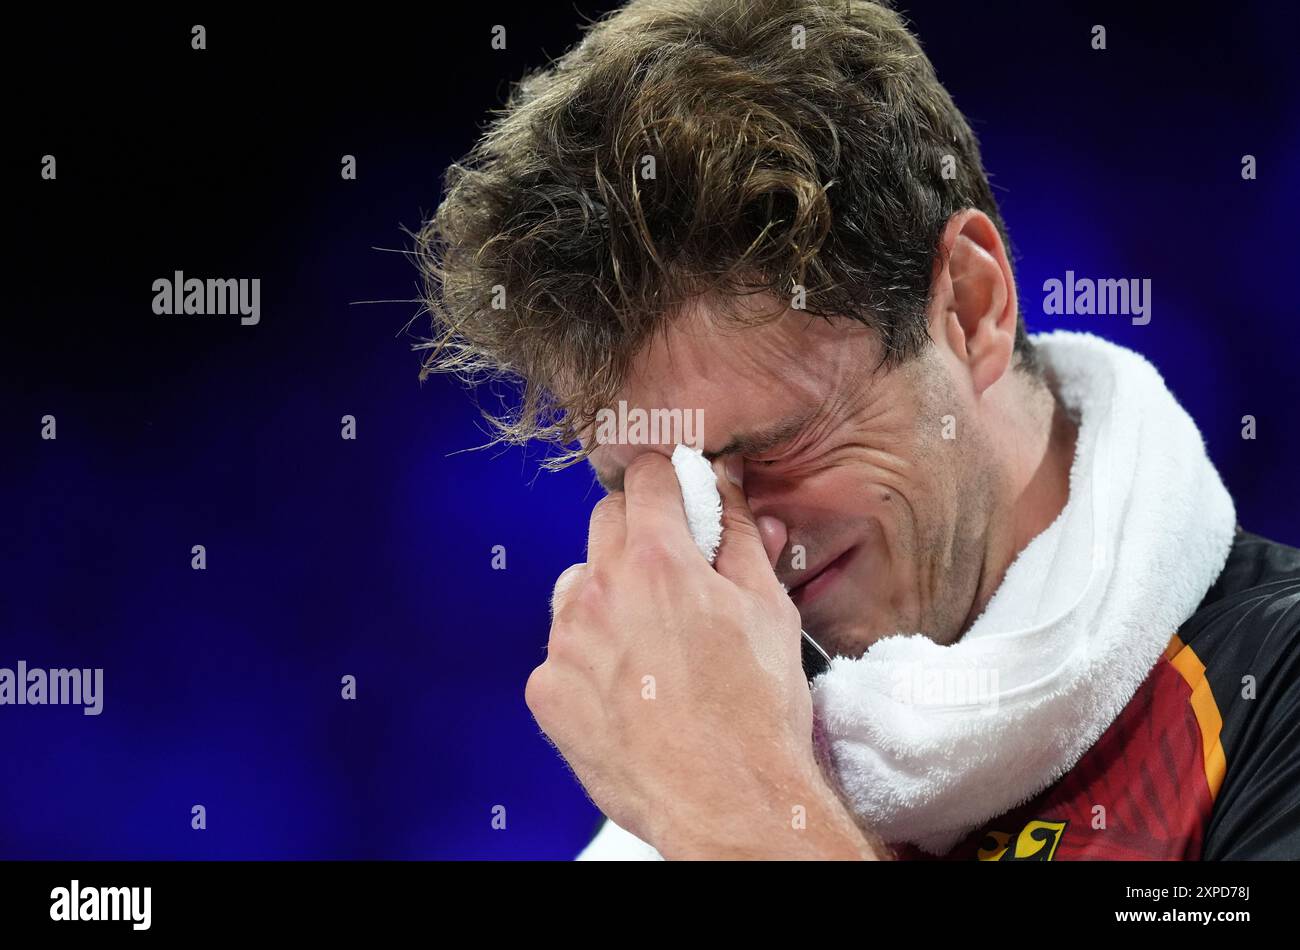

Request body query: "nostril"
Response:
[755, 514, 788, 569]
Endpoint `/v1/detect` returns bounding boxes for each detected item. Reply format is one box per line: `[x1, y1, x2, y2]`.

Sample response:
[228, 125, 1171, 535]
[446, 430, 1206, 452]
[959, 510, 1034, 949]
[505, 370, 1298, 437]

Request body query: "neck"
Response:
[962, 371, 1077, 634]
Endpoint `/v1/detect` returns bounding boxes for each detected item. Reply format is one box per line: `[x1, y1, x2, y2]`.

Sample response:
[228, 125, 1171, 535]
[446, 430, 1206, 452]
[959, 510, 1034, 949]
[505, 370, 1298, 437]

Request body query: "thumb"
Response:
[710, 455, 781, 594]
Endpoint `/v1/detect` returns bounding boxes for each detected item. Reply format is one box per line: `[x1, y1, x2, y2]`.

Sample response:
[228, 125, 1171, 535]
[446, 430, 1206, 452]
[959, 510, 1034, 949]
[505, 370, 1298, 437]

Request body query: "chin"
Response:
[802, 606, 887, 659]
[801, 579, 925, 658]
[830, 624, 900, 659]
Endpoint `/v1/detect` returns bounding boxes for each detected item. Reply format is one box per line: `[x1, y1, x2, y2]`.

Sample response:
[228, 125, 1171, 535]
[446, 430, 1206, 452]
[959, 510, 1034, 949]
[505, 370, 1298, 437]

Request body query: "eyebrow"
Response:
[590, 408, 815, 493]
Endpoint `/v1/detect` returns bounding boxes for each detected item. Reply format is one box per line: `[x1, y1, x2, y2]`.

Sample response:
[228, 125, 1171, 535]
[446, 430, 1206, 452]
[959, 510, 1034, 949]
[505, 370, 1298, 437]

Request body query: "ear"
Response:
[930, 210, 1018, 396]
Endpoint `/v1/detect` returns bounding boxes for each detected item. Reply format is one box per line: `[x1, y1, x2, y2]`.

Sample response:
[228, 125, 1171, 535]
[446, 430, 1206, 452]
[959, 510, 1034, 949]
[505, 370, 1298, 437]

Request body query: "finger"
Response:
[586, 491, 627, 564]
[622, 451, 694, 553]
[711, 455, 781, 593]
[550, 562, 589, 620]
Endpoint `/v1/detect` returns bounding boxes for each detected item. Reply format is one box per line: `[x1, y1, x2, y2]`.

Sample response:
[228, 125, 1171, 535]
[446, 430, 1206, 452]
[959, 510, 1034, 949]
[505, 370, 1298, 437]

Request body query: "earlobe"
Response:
[967, 310, 1014, 396]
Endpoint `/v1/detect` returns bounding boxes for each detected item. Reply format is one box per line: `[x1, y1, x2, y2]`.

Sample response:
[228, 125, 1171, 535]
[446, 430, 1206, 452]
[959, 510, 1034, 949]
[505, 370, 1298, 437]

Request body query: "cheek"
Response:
[815, 462, 920, 543]
[753, 454, 925, 558]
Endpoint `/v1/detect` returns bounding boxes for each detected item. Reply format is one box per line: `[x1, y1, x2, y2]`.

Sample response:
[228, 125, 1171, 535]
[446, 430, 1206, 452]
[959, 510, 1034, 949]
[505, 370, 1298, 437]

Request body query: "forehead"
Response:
[586, 298, 875, 488]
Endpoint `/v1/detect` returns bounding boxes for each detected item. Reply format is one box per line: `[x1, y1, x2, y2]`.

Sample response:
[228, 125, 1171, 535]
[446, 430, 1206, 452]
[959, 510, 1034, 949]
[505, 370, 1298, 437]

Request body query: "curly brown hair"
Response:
[415, 0, 1035, 472]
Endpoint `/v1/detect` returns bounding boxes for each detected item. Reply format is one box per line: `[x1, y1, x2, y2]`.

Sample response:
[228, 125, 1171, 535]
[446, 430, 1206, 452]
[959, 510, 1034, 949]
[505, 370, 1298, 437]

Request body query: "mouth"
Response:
[788, 545, 857, 607]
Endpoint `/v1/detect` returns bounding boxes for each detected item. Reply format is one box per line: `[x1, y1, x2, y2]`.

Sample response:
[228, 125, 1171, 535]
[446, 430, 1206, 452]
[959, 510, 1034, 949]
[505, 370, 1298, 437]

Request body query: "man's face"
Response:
[586, 296, 999, 658]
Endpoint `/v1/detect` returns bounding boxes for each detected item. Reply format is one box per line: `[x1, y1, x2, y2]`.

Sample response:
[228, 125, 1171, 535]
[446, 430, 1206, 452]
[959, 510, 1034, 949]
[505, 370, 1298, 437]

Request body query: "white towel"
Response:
[671, 443, 723, 564]
[578, 331, 1237, 859]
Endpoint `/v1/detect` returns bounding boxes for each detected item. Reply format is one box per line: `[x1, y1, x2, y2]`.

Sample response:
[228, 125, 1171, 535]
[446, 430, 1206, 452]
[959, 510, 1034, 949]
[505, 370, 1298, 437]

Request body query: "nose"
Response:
[755, 514, 788, 570]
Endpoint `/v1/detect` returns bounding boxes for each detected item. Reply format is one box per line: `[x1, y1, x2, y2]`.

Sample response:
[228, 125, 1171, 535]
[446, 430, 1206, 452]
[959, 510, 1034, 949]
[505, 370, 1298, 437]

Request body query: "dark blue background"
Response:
[3, 2, 1297, 859]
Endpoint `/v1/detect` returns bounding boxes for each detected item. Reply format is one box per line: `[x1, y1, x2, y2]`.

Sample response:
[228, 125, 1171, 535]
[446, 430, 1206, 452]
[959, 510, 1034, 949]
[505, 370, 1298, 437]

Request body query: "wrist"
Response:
[656, 765, 886, 860]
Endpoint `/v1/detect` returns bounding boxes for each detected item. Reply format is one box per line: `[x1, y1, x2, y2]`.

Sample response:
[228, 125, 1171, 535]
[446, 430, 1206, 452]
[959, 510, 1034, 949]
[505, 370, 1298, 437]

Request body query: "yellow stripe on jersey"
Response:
[1164, 633, 1227, 801]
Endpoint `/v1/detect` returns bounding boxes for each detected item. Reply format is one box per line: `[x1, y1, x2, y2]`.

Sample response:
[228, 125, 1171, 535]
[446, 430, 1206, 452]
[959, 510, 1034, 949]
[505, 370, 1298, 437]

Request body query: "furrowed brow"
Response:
[700, 411, 813, 463]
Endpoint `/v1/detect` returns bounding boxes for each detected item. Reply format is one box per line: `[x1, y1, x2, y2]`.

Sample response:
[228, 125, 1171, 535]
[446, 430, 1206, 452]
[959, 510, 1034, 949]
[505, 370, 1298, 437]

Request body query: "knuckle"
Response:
[550, 562, 589, 619]
[546, 611, 589, 662]
[524, 661, 555, 713]
[626, 535, 679, 570]
[578, 563, 612, 602]
[591, 492, 626, 521]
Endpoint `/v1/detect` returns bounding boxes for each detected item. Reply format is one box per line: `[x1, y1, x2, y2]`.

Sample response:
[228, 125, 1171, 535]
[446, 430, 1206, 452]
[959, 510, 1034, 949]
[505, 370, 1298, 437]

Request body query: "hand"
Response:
[525, 451, 883, 859]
